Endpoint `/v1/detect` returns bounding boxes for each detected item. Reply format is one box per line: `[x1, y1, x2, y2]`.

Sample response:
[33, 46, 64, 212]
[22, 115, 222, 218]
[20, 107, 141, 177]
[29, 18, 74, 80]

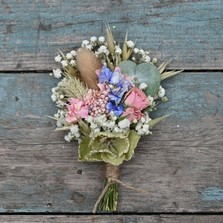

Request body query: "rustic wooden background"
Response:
[0, 0, 223, 222]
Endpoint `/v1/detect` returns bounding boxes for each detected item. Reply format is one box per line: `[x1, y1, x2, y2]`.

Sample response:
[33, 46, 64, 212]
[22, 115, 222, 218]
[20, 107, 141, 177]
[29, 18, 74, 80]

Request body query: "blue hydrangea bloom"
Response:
[108, 86, 128, 105]
[98, 66, 113, 83]
[106, 101, 124, 117]
[116, 77, 132, 89]
[110, 70, 122, 85]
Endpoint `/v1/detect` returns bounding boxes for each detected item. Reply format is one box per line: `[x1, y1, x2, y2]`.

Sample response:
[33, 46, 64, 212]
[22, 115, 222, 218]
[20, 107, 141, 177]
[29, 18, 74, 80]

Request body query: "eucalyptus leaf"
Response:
[118, 61, 161, 96]
[135, 63, 160, 96]
[118, 60, 136, 76]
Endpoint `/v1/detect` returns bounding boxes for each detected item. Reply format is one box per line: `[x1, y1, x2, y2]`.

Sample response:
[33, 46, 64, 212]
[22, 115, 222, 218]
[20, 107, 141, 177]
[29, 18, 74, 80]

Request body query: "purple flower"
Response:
[116, 77, 132, 89]
[106, 101, 124, 117]
[98, 66, 113, 83]
[110, 70, 122, 85]
[110, 69, 132, 90]
[108, 86, 128, 105]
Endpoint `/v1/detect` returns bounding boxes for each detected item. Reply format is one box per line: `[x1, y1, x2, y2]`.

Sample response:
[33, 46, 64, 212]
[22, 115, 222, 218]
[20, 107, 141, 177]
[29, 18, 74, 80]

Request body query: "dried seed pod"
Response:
[76, 48, 102, 89]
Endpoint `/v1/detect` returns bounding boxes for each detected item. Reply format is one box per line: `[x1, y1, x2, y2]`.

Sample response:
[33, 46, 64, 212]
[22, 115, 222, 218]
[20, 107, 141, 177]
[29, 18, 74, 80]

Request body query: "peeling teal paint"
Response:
[202, 187, 223, 201]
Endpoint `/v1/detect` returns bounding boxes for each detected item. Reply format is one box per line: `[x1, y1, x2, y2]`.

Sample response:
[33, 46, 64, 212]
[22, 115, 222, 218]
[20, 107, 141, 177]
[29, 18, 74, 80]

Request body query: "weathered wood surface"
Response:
[1, 0, 223, 219]
[0, 0, 222, 71]
[0, 72, 223, 213]
[1, 215, 223, 223]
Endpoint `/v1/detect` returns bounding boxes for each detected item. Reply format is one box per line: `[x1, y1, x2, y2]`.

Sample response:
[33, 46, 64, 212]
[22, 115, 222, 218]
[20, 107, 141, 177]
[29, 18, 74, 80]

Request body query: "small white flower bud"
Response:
[61, 60, 68, 67]
[54, 55, 62, 62]
[66, 53, 73, 60]
[98, 36, 105, 43]
[90, 36, 97, 42]
[133, 48, 139, 54]
[127, 40, 135, 48]
[70, 50, 77, 56]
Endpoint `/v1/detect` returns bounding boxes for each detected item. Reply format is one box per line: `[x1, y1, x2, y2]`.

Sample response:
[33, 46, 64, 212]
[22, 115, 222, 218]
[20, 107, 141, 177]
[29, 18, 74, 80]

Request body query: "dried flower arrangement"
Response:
[49, 25, 182, 212]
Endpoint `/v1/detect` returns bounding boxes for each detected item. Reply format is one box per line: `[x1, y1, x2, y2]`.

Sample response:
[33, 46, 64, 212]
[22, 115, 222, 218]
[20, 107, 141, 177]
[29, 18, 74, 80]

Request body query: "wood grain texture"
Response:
[0, 72, 223, 213]
[0, 0, 222, 71]
[0, 215, 223, 223]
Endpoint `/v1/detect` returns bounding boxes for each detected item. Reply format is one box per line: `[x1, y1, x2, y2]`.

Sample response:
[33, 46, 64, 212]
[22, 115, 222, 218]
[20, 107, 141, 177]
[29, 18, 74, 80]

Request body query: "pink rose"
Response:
[123, 107, 143, 122]
[124, 87, 149, 110]
[66, 98, 88, 123]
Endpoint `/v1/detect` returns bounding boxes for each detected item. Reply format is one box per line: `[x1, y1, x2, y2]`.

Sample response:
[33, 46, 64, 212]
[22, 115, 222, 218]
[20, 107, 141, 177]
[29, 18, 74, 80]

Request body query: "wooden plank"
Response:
[0, 0, 222, 71]
[0, 215, 223, 223]
[0, 72, 223, 213]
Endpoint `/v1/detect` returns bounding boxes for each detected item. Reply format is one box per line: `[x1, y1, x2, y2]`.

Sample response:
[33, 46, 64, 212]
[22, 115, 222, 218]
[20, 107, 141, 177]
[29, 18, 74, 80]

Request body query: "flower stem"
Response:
[98, 179, 118, 211]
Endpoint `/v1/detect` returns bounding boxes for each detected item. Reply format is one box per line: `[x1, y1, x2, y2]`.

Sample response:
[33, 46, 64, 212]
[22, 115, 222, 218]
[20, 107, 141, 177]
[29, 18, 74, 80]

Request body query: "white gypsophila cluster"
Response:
[54, 109, 66, 127]
[146, 95, 157, 112]
[66, 53, 73, 60]
[135, 113, 152, 136]
[115, 45, 122, 55]
[50, 68, 62, 79]
[54, 69, 62, 78]
[90, 36, 97, 43]
[70, 59, 76, 66]
[98, 36, 105, 43]
[158, 86, 166, 98]
[85, 113, 132, 137]
[139, 82, 147, 90]
[131, 48, 154, 64]
[61, 60, 68, 67]
[64, 124, 80, 142]
[98, 45, 109, 55]
[118, 118, 130, 129]
[127, 40, 135, 48]
[70, 50, 77, 57]
[55, 55, 62, 63]
[53, 49, 77, 71]
[152, 58, 157, 63]
[51, 87, 66, 107]
[90, 36, 98, 48]
[81, 38, 98, 51]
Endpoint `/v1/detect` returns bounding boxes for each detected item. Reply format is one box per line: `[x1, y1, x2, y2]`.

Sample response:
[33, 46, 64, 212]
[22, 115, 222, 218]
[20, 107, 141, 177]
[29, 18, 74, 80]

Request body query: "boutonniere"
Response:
[49, 25, 182, 213]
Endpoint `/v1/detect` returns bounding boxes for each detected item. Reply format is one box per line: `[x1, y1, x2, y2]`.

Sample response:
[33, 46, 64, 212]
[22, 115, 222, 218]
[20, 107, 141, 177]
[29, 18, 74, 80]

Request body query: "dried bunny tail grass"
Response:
[76, 48, 102, 89]
[58, 76, 88, 99]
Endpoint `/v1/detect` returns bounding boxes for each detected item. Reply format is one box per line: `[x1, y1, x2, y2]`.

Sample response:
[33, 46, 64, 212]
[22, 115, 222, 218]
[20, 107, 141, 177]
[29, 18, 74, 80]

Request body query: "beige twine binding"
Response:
[92, 163, 149, 213]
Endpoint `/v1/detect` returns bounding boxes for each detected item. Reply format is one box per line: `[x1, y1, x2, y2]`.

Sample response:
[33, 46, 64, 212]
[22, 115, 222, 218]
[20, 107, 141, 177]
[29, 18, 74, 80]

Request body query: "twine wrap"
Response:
[105, 163, 120, 180]
[92, 163, 148, 213]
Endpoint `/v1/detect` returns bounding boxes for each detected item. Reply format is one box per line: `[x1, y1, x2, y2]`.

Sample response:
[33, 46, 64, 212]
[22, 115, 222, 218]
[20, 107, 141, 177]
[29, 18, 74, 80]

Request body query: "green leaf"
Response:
[158, 59, 172, 74]
[161, 70, 183, 81]
[55, 126, 70, 131]
[101, 153, 126, 166]
[111, 137, 129, 157]
[118, 60, 136, 76]
[148, 114, 171, 129]
[118, 61, 161, 96]
[92, 131, 128, 139]
[90, 137, 113, 155]
[125, 131, 141, 160]
[77, 119, 90, 136]
[135, 63, 160, 96]
[78, 137, 102, 161]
